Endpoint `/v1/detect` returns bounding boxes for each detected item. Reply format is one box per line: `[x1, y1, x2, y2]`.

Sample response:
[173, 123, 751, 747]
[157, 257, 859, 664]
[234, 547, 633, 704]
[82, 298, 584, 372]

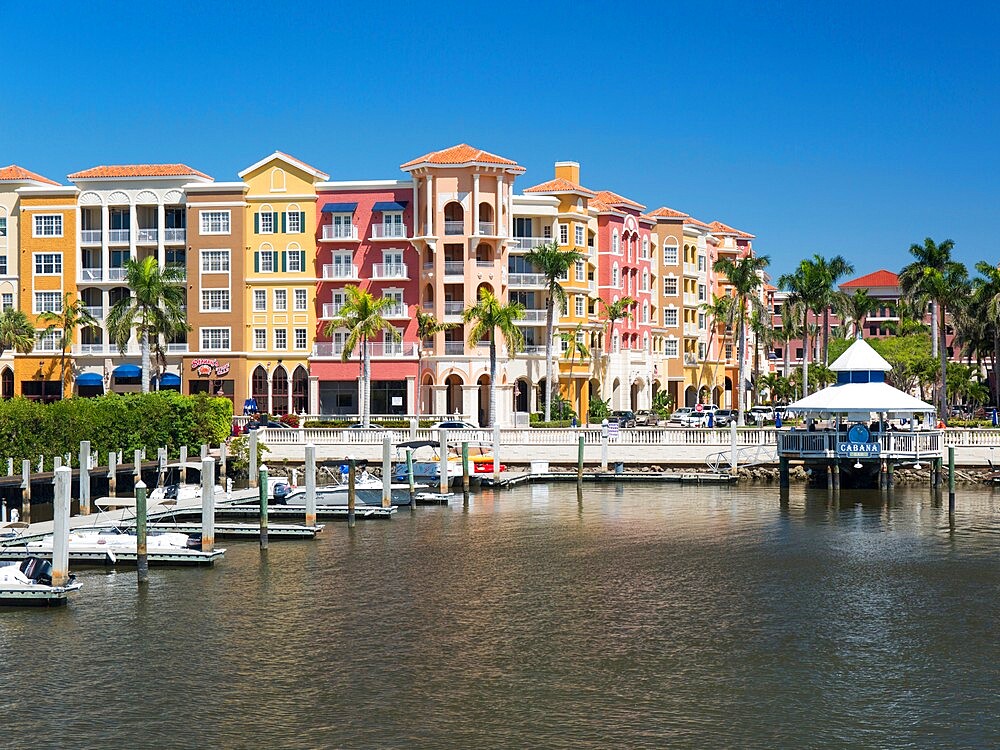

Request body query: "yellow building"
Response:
[16, 184, 79, 400]
[238, 152, 326, 415]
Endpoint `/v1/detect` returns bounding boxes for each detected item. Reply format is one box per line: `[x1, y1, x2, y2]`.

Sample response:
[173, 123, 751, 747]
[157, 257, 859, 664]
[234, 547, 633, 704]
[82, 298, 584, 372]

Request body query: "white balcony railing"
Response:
[475, 259, 494, 268]
[511, 237, 551, 251]
[312, 341, 418, 358]
[137, 228, 158, 243]
[164, 228, 186, 243]
[383, 304, 407, 318]
[444, 341, 465, 355]
[322, 225, 359, 240]
[109, 229, 130, 243]
[509, 273, 546, 287]
[83, 306, 104, 321]
[322, 264, 358, 280]
[108, 268, 127, 281]
[477, 222, 494, 235]
[322, 303, 344, 319]
[684, 293, 698, 306]
[517, 309, 548, 324]
[519, 345, 547, 355]
[371, 224, 407, 239]
[683, 263, 699, 276]
[444, 301, 465, 315]
[443, 261, 464, 276]
[371, 262, 408, 280]
[81, 230, 101, 244]
[444, 220, 465, 235]
[73, 344, 108, 355]
[81, 268, 103, 281]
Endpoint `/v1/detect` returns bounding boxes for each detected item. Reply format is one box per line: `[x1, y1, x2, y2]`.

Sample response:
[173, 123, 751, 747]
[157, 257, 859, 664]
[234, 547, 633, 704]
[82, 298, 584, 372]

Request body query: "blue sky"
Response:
[3, 1, 996, 279]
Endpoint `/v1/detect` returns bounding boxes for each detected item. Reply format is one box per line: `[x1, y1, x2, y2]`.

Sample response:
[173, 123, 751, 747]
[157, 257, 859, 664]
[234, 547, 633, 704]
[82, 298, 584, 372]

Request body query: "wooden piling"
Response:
[492, 422, 501, 482]
[439, 428, 450, 495]
[53, 456, 62, 471]
[79, 441, 91, 516]
[887, 461, 894, 489]
[382, 435, 392, 509]
[219, 443, 227, 484]
[179, 446, 187, 485]
[6, 457, 12, 476]
[202, 457, 215, 552]
[879, 460, 888, 491]
[108, 452, 117, 498]
[826, 462, 834, 490]
[779, 457, 790, 488]
[258, 464, 269, 550]
[135, 479, 148, 584]
[405, 448, 415, 502]
[20, 459, 30, 524]
[134, 449, 142, 480]
[249, 432, 259, 488]
[157, 447, 167, 488]
[577, 434, 585, 484]
[461, 441, 470, 495]
[948, 446, 956, 512]
[832, 461, 840, 491]
[347, 458, 356, 528]
[304, 444, 317, 527]
[201, 444, 208, 461]
[600, 420, 609, 472]
[52, 466, 71, 588]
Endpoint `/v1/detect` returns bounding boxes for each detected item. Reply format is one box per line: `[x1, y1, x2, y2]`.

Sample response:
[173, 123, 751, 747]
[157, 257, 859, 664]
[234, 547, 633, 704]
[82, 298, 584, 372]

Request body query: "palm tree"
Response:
[598, 296, 636, 354]
[972, 261, 1000, 407]
[325, 285, 401, 428]
[37, 292, 99, 398]
[774, 297, 801, 378]
[778, 259, 825, 399]
[749, 305, 774, 405]
[0, 308, 38, 360]
[559, 324, 591, 417]
[699, 293, 731, 402]
[899, 238, 969, 422]
[524, 242, 586, 422]
[809, 254, 854, 363]
[463, 288, 524, 428]
[105, 257, 187, 393]
[713, 254, 770, 425]
[837, 287, 879, 339]
[415, 310, 456, 418]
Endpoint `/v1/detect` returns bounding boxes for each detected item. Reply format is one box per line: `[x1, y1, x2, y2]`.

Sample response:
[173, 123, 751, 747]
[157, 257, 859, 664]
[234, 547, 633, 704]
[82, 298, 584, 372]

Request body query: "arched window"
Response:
[612, 230, 620, 255]
[643, 301, 649, 324]
[292, 366, 308, 414]
[251, 366, 269, 415]
[271, 168, 286, 192]
[642, 236, 649, 259]
[643, 333, 650, 351]
[642, 270, 649, 292]
[272, 365, 289, 415]
[612, 263, 619, 288]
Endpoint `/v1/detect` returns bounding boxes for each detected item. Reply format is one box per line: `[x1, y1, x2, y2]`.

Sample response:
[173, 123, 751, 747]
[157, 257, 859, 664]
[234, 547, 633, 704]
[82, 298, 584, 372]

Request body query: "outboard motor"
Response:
[20, 557, 53, 585]
[164, 484, 179, 500]
[185, 534, 202, 550]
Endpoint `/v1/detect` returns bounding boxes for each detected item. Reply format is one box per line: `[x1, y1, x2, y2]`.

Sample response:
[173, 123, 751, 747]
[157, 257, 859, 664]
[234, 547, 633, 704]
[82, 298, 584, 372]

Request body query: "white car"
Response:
[680, 411, 712, 427]
[432, 420, 479, 430]
[669, 408, 693, 425]
[747, 407, 775, 425]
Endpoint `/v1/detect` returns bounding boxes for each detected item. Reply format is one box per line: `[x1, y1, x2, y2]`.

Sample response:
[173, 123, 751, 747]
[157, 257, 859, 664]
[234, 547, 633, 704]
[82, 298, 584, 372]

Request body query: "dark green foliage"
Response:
[0, 392, 232, 467]
[302, 419, 435, 428]
[529, 420, 573, 428]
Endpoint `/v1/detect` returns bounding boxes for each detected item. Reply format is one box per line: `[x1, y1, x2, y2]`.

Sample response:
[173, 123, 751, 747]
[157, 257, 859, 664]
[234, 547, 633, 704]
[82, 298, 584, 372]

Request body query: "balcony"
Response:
[421, 301, 434, 311]
[81, 268, 103, 282]
[519, 345, 547, 355]
[322, 225, 359, 241]
[321, 303, 344, 319]
[443, 301, 465, 316]
[371, 224, 407, 240]
[443, 261, 464, 277]
[166, 343, 189, 353]
[516, 309, 549, 325]
[81, 230, 101, 244]
[683, 263, 699, 276]
[684, 353, 698, 365]
[444, 341, 465, 355]
[684, 293, 698, 306]
[108, 268, 127, 281]
[73, 344, 109, 355]
[477, 222, 495, 235]
[588, 280, 597, 293]
[684, 323, 697, 335]
[312, 341, 418, 358]
[83, 306, 104, 321]
[383, 304, 408, 319]
[371, 262, 408, 280]
[508, 273, 546, 288]
[164, 228, 186, 243]
[109, 229, 130, 244]
[137, 228, 158, 244]
[444, 221, 465, 235]
[322, 264, 359, 280]
[475, 259, 494, 268]
[511, 237, 550, 252]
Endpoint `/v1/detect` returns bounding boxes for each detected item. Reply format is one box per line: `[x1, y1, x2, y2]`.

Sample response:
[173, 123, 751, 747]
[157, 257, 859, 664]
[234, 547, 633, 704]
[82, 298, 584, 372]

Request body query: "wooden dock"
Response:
[216, 503, 396, 521]
[0, 546, 225, 566]
[479, 471, 738, 488]
[146, 521, 323, 539]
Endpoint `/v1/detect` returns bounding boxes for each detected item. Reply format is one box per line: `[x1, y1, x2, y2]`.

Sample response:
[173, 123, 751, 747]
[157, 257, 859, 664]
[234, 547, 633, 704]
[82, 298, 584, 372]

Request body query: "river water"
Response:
[2, 482, 999, 749]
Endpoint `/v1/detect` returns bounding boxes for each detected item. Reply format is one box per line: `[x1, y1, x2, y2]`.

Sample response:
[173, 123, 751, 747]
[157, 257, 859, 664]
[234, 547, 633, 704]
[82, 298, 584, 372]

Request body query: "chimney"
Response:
[554, 161, 580, 185]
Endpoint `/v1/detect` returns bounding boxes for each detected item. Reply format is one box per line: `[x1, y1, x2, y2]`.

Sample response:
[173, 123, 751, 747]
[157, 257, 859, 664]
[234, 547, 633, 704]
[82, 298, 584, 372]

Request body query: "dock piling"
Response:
[304, 444, 316, 527]
[20, 459, 30, 524]
[600, 420, 609, 472]
[52, 466, 71, 588]
[201, 457, 215, 553]
[826, 462, 833, 491]
[258, 464, 269, 550]
[6, 457, 11, 476]
[53, 456, 62, 471]
[405, 448, 415, 503]
[730, 421, 738, 472]
[887, 461, 894, 489]
[948, 446, 956, 512]
[134, 449, 142, 480]
[136, 479, 148, 584]
[249, 432, 259, 488]
[79, 441, 91, 516]
[382, 435, 392, 509]
[219, 443, 227, 483]
[157, 447, 167, 488]
[347, 457, 356, 528]
[439, 428, 450, 495]
[179, 446, 187, 485]
[409, 417, 418, 440]
[492, 422, 501, 482]
[461, 441, 470, 495]
[108, 452, 117, 498]
[779, 457, 789, 488]
[832, 461, 840, 491]
[201, 444, 208, 462]
[37, 456, 43, 473]
[577, 434, 585, 484]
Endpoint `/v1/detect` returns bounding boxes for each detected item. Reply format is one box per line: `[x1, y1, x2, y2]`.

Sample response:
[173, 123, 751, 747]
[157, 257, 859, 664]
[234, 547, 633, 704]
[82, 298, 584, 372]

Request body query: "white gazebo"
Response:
[776, 339, 942, 488]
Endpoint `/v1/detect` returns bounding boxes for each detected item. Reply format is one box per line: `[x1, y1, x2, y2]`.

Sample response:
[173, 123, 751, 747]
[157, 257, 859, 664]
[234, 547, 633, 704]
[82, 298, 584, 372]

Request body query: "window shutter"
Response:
[254, 252, 259, 273]
[299, 250, 306, 271]
[273, 212, 280, 232]
[272, 251, 279, 271]
[299, 212, 306, 232]
[281, 252, 287, 272]
[253, 213, 259, 233]
[280, 212, 286, 233]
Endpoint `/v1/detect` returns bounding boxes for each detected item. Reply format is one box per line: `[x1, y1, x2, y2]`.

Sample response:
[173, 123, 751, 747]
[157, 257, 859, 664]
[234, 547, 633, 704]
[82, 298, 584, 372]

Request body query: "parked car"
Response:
[243, 420, 290, 433]
[680, 411, 711, 427]
[635, 409, 661, 426]
[610, 410, 637, 428]
[713, 409, 736, 427]
[669, 407, 693, 425]
[747, 406, 775, 425]
[432, 420, 479, 430]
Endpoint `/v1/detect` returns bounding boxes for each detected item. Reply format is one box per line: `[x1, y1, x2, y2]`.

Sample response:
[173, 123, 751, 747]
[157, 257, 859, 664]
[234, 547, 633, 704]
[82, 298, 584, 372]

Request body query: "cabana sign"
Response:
[837, 424, 881, 457]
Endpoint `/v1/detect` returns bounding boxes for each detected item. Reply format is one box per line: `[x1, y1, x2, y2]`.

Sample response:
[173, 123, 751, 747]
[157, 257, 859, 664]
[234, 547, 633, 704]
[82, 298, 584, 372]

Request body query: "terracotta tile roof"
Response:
[401, 143, 523, 170]
[68, 163, 211, 180]
[647, 206, 690, 219]
[588, 198, 614, 213]
[841, 269, 899, 288]
[685, 216, 710, 228]
[708, 220, 755, 238]
[0, 164, 59, 185]
[592, 189, 645, 210]
[523, 177, 596, 196]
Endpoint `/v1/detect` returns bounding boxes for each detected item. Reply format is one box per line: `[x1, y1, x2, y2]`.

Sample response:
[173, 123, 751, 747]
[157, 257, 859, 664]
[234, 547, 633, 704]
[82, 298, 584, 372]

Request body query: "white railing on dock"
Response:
[777, 430, 942, 458]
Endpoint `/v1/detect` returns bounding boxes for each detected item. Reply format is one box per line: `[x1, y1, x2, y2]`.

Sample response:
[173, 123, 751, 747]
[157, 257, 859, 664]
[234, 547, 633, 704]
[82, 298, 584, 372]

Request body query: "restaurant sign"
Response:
[190, 358, 231, 377]
[836, 424, 881, 458]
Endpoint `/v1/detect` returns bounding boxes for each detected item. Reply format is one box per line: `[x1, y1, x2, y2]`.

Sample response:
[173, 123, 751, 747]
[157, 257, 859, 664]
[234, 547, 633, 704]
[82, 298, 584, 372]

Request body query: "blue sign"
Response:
[838, 424, 879, 457]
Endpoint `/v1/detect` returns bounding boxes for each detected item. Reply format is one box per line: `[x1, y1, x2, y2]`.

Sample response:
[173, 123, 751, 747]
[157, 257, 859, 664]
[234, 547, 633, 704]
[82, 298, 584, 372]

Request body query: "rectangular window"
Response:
[664, 246, 678, 265]
[698, 255, 706, 271]
[575, 296, 584, 317]
[274, 329, 287, 350]
[294, 328, 308, 350]
[382, 290, 404, 315]
[698, 284, 707, 302]
[513, 218, 532, 237]
[259, 251, 274, 273]
[254, 329, 267, 350]
[200, 289, 230, 312]
[34, 253, 62, 275]
[575, 260, 585, 280]
[287, 212, 302, 234]
[286, 251, 302, 273]
[727, 344, 735, 359]
[294, 289, 308, 311]
[698, 342, 707, 359]
[34, 291, 61, 313]
[200, 211, 230, 235]
[698, 312, 706, 329]
[200, 250, 230, 273]
[664, 308, 679, 327]
[0, 256, 6, 275]
[665, 339, 678, 357]
[543, 225, 552, 239]
[253, 289, 266, 311]
[574, 225, 584, 247]
[259, 212, 274, 234]
[663, 277, 678, 296]
[1, 293, 12, 311]
[0, 216, 6, 237]
[33, 214, 63, 238]
[200, 328, 230, 351]
[35, 329, 62, 352]
[274, 289, 288, 312]
[559, 224, 568, 246]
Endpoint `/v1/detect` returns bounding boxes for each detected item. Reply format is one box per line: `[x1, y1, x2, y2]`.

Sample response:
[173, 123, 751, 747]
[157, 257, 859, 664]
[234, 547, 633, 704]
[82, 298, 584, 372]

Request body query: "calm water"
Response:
[2, 483, 999, 749]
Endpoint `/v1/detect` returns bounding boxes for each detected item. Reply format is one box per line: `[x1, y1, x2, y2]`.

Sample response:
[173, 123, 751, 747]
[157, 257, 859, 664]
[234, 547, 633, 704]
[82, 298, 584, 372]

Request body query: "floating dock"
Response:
[479, 471, 737, 488]
[0, 546, 225, 566]
[216, 503, 395, 521]
[145, 521, 323, 539]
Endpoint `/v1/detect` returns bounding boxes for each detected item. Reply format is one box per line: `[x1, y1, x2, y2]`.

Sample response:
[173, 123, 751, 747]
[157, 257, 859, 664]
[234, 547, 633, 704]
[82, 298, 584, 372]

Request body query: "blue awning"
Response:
[159, 373, 181, 386]
[77, 372, 103, 386]
[372, 201, 408, 212]
[321, 202, 357, 213]
[113, 364, 141, 378]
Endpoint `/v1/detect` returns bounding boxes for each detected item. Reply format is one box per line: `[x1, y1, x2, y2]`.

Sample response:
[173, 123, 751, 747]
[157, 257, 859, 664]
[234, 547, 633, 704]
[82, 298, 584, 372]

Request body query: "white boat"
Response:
[5, 528, 224, 566]
[278, 475, 417, 507]
[150, 483, 204, 503]
[0, 557, 82, 606]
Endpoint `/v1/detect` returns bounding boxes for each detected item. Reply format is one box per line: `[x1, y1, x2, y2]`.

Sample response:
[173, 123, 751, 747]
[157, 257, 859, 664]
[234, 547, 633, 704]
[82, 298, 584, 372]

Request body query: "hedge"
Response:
[303, 419, 435, 428]
[0, 392, 232, 469]
[529, 420, 573, 428]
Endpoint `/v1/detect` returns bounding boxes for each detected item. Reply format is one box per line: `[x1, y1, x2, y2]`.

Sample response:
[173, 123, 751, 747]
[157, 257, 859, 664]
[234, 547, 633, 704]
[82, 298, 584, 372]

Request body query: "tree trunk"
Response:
[930, 302, 938, 358]
[822, 308, 830, 365]
[489, 335, 497, 428]
[993, 333, 999, 408]
[544, 294, 554, 422]
[802, 318, 810, 399]
[362, 336, 371, 428]
[141, 330, 151, 394]
[59, 346, 67, 401]
[737, 300, 747, 426]
[939, 303, 948, 424]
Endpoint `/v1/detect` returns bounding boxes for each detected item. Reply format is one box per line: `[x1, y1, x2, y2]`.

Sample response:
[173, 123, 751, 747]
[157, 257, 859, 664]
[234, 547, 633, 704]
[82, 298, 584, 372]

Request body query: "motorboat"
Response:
[392, 440, 501, 484]
[278, 474, 417, 507]
[1, 527, 223, 566]
[0, 557, 82, 606]
[150, 483, 204, 503]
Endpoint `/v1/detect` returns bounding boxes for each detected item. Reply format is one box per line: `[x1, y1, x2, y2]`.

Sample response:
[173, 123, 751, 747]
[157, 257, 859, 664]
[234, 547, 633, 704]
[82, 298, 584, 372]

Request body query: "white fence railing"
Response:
[778, 431, 942, 458]
[371, 224, 407, 239]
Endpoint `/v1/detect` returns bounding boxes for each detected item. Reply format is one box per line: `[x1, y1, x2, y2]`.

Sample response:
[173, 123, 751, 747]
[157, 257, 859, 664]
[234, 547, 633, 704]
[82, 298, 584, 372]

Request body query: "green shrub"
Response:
[529, 420, 572, 428]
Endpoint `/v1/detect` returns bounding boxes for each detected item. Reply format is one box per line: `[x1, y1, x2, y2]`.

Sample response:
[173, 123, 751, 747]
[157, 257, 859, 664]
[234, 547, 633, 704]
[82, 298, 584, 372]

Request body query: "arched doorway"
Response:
[684, 385, 697, 407]
[271, 365, 289, 415]
[251, 366, 269, 415]
[445, 374, 463, 415]
[611, 378, 621, 409]
[514, 378, 529, 413]
[1, 368, 13, 400]
[421, 373, 434, 414]
[712, 386, 723, 407]
[292, 366, 308, 414]
[444, 201, 465, 234]
[724, 376, 733, 409]
[630, 378, 643, 411]
[477, 374, 491, 426]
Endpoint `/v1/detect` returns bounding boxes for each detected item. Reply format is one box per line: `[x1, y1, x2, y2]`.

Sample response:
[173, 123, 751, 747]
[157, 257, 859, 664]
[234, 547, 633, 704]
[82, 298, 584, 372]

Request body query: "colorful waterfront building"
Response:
[645, 206, 688, 408]
[312, 176, 420, 414]
[238, 152, 325, 416]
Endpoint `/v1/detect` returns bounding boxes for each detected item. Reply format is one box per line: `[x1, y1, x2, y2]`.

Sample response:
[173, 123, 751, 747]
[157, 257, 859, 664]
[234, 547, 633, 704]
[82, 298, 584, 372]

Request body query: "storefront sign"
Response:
[190, 358, 231, 377]
[836, 424, 881, 457]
